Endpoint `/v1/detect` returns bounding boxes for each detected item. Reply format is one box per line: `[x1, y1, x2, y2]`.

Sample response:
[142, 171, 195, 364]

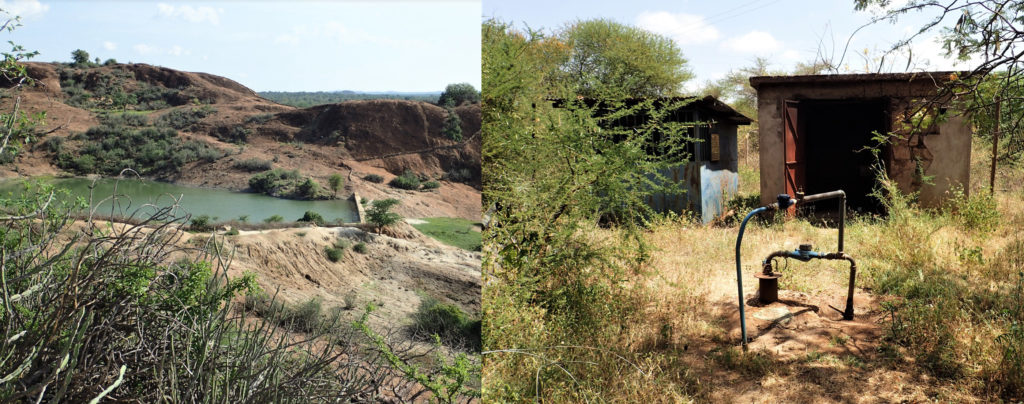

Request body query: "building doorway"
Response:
[790, 99, 889, 213]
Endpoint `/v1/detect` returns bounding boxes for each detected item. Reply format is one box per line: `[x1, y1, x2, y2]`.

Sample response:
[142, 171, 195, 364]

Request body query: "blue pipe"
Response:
[735, 194, 793, 349]
[735, 206, 767, 349]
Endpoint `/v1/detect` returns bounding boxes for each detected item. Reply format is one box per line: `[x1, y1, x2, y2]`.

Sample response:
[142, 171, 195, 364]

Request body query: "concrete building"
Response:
[749, 72, 972, 212]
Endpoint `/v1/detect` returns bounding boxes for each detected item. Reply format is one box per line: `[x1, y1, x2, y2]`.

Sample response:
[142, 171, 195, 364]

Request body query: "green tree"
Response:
[71, 48, 90, 66]
[442, 106, 462, 141]
[558, 18, 693, 98]
[328, 173, 344, 197]
[482, 19, 692, 400]
[437, 83, 480, 107]
[366, 198, 401, 233]
[853, 1, 1024, 171]
[297, 177, 320, 199]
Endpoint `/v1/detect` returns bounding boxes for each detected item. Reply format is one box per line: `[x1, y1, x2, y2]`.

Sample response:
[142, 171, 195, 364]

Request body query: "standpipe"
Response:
[734, 190, 856, 350]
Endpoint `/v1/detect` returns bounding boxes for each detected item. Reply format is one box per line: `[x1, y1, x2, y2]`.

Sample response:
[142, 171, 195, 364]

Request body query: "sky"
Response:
[483, 0, 977, 93]
[0, 0, 481, 92]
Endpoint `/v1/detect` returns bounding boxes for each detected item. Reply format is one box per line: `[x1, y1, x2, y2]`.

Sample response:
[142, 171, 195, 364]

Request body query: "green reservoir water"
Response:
[0, 177, 358, 223]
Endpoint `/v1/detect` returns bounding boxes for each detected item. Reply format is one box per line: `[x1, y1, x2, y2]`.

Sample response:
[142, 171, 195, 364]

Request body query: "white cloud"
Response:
[133, 44, 156, 55]
[722, 31, 782, 54]
[156, 3, 221, 25]
[0, 0, 49, 18]
[103, 41, 116, 51]
[273, 32, 300, 45]
[168, 45, 190, 56]
[781, 49, 802, 62]
[906, 34, 982, 71]
[274, 22, 421, 48]
[635, 11, 720, 45]
[133, 43, 190, 57]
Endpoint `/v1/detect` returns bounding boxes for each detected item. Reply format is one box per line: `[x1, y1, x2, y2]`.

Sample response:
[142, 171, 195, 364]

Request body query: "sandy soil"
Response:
[642, 221, 983, 403]
[215, 222, 481, 331]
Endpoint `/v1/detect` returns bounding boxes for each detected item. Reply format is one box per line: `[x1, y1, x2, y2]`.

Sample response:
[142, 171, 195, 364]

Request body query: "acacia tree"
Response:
[366, 198, 401, 233]
[437, 83, 479, 107]
[71, 48, 90, 66]
[853, 1, 1024, 180]
[557, 18, 693, 98]
[442, 106, 462, 141]
[328, 173, 344, 197]
[482, 18, 696, 401]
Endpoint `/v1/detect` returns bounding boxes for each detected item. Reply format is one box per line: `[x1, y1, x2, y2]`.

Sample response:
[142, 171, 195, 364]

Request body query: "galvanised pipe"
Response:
[797, 190, 846, 253]
[735, 194, 794, 350]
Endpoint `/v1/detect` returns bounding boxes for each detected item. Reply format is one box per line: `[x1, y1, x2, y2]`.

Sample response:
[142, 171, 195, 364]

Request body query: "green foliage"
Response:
[245, 113, 274, 124]
[257, 91, 439, 108]
[0, 185, 389, 402]
[287, 297, 324, 333]
[558, 18, 692, 98]
[297, 177, 321, 199]
[41, 135, 64, 154]
[421, 180, 441, 190]
[98, 111, 148, 127]
[411, 297, 481, 350]
[367, 198, 401, 233]
[0, 108, 46, 164]
[947, 186, 999, 233]
[353, 242, 368, 254]
[248, 169, 328, 200]
[59, 67, 178, 111]
[263, 214, 284, 223]
[443, 167, 475, 183]
[103, 58, 117, 66]
[356, 307, 481, 402]
[71, 48, 90, 66]
[363, 173, 384, 183]
[250, 168, 301, 192]
[324, 246, 344, 262]
[190, 214, 214, 232]
[56, 122, 222, 175]
[438, 82, 480, 107]
[442, 106, 463, 141]
[482, 19, 695, 400]
[0, 17, 39, 90]
[328, 173, 344, 196]
[215, 125, 252, 143]
[232, 157, 272, 172]
[297, 210, 325, 226]
[389, 170, 421, 190]
[157, 105, 216, 131]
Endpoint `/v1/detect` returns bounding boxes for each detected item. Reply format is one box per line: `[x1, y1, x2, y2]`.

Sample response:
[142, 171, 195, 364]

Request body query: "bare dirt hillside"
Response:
[220, 222, 481, 330]
[0, 62, 481, 220]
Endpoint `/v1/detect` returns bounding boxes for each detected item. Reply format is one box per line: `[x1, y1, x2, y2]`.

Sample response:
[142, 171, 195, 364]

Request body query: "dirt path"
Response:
[644, 222, 982, 403]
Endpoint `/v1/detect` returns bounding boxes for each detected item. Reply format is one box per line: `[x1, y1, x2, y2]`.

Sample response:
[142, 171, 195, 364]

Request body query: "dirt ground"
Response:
[205, 222, 480, 331]
[642, 219, 985, 403]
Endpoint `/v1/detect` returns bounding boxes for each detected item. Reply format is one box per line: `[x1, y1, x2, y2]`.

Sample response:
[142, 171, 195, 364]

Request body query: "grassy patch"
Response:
[411, 217, 481, 251]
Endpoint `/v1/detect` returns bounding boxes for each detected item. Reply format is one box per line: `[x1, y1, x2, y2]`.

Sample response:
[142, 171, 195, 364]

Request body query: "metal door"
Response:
[783, 100, 803, 214]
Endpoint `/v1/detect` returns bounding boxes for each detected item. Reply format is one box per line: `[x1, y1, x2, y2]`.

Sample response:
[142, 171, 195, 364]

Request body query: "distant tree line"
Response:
[258, 91, 440, 108]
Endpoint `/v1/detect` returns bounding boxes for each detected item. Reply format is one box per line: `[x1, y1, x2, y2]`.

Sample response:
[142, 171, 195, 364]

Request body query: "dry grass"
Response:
[486, 139, 1024, 402]
[585, 141, 1023, 402]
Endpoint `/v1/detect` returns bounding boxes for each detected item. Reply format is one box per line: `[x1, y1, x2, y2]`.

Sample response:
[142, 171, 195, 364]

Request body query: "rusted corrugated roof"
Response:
[690, 95, 752, 125]
[749, 71, 965, 90]
[550, 95, 752, 125]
